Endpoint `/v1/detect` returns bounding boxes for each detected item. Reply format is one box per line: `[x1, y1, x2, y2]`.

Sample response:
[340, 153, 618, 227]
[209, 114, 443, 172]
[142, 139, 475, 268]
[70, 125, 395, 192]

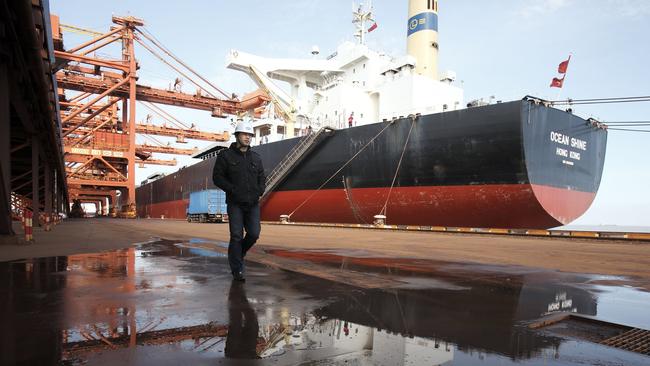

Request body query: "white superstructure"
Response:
[227, 0, 463, 144]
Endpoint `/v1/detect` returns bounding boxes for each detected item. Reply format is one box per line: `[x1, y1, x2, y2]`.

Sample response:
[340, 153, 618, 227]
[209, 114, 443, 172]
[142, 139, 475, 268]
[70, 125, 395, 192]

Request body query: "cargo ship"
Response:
[136, 0, 607, 229]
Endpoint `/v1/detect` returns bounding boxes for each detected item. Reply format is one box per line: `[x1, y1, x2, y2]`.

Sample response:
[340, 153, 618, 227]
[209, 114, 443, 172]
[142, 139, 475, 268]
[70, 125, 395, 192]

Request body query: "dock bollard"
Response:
[373, 214, 386, 226]
[280, 214, 290, 224]
[25, 210, 33, 242]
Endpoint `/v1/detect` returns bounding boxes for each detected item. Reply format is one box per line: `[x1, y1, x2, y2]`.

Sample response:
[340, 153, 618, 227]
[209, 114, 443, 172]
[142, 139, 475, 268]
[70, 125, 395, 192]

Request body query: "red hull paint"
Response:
[138, 199, 189, 220]
[261, 184, 596, 229]
[530, 184, 596, 225]
[137, 184, 596, 229]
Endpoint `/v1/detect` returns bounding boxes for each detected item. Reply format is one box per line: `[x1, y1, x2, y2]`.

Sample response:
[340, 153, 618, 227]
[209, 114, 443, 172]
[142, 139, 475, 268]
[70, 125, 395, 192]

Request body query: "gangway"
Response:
[262, 127, 335, 202]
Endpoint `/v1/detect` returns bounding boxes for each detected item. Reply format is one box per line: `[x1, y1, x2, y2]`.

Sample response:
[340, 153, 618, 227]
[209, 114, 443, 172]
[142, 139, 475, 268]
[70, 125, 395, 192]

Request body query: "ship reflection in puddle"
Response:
[0, 240, 648, 365]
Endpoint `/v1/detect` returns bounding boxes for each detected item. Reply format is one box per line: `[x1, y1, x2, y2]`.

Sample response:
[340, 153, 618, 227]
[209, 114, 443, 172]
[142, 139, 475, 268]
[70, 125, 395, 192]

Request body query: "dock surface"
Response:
[3, 218, 650, 289]
[2, 218, 650, 365]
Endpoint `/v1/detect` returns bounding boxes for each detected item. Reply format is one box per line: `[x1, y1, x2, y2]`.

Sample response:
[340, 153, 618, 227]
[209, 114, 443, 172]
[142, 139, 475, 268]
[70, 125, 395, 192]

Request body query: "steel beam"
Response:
[0, 63, 12, 234]
[136, 158, 177, 167]
[45, 161, 52, 222]
[126, 28, 137, 206]
[136, 123, 229, 141]
[65, 25, 126, 54]
[55, 73, 244, 115]
[61, 77, 130, 124]
[55, 51, 129, 72]
[62, 97, 120, 137]
[136, 145, 198, 155]
[31, 137, 40, 226]
[67, 179, 129, 188]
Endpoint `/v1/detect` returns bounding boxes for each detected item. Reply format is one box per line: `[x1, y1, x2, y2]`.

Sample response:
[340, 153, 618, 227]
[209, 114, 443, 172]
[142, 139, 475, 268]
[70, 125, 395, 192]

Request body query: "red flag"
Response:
[558, 56, 571, 74]
[368, 22, 378, 32]
[550, 76, 565, 88]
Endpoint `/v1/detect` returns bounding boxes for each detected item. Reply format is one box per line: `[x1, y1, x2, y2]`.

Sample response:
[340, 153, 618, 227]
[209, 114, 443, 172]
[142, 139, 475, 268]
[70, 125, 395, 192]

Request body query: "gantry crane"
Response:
[52, 15, 269, 215]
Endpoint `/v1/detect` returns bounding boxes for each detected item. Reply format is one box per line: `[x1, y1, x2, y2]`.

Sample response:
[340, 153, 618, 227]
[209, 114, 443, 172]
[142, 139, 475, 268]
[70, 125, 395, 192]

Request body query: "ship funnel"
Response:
[407, 0, 439, 80]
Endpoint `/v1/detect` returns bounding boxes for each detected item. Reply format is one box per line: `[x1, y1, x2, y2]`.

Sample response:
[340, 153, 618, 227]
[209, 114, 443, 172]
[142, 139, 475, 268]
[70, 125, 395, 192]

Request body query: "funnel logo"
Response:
[407, 12, 438, 36]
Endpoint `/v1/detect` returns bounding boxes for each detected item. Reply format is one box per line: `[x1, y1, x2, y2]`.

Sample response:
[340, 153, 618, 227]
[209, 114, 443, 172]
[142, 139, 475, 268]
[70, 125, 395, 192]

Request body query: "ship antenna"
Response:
[352, 1, 375, 45]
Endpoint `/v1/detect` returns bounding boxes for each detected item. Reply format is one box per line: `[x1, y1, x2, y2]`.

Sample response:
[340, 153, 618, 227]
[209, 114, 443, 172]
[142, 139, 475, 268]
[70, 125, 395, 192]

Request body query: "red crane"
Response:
[53, 15, 269, 216]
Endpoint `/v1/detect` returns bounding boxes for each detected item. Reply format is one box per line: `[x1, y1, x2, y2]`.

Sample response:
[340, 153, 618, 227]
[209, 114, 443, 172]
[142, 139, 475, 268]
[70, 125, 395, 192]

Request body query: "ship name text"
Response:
[550, 131, 587, 165]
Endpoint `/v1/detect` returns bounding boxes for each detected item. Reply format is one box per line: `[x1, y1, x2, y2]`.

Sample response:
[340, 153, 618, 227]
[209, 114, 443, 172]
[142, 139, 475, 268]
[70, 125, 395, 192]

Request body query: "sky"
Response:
[51, 0, 650, 226]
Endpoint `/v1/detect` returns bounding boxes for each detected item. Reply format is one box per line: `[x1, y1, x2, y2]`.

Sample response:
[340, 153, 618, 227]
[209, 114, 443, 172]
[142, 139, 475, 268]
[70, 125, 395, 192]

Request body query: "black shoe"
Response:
[232, 272, 246, 282]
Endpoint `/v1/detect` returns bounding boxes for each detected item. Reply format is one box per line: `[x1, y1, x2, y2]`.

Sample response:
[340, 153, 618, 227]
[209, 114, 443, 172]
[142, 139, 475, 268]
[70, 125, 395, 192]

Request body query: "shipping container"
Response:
[187, 189, 227, 223]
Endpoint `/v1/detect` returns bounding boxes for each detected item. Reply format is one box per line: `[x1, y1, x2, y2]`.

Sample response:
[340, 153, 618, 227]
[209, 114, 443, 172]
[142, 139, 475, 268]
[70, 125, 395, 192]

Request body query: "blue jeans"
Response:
[227, 203, 261, 274]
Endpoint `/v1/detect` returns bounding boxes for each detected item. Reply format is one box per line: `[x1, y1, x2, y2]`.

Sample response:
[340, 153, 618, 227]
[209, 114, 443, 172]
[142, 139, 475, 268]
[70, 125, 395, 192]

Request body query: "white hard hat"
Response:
[234, 120, 254, 135]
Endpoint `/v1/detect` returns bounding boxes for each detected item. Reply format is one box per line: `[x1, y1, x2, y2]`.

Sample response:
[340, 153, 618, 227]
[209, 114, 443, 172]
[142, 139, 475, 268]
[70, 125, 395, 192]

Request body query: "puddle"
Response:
[265, 247, 650, 326]
[0, 240, 648, 365]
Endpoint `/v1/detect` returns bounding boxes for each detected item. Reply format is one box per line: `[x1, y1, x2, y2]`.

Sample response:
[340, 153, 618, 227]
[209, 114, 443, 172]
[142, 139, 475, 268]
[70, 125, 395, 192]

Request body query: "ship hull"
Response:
[137, 100, 607, 229]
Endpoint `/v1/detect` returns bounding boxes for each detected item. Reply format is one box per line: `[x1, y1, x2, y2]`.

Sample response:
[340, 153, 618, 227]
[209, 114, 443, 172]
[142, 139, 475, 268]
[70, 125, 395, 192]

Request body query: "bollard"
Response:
[373, 214, 386, 226]
[45, 214, 51, 232]
[280, 214, 290, 224]
[161, 214, 165, 220]
[25, 210, 33, 241]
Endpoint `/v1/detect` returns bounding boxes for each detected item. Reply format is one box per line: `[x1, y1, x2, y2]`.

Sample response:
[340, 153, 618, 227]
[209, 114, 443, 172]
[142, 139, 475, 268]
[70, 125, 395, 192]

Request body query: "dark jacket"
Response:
[212, 143, 266, 205]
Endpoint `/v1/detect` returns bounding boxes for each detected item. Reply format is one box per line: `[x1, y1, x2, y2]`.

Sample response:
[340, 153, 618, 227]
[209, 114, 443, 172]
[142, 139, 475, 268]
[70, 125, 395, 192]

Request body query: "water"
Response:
[0, 240, 648, 365]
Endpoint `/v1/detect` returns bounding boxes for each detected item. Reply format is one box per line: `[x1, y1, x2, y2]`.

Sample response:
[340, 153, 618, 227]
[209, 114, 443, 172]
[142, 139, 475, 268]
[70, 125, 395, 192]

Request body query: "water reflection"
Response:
[0, 240, 648, 365]
[225, 280, 261, 359]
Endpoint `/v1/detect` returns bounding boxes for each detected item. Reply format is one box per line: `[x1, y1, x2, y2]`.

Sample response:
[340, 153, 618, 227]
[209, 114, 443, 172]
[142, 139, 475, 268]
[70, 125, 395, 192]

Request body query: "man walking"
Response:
[213, 120, 266, 281]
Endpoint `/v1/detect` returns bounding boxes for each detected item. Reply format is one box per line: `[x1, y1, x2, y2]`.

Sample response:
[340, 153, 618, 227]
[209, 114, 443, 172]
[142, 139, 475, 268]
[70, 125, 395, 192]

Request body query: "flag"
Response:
[558, 56, 571, 74]
[550, 76, 565, 88]
[368, 22, 378, 32]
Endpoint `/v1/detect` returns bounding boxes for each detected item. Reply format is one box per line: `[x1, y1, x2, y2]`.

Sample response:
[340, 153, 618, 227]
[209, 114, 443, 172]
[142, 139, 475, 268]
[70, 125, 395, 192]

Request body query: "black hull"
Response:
[137, 99, 607, 229]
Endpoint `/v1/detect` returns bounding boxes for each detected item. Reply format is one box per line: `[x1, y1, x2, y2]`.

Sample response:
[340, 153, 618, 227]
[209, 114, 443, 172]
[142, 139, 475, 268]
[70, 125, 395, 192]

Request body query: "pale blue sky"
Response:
[51, 0, 650, 226]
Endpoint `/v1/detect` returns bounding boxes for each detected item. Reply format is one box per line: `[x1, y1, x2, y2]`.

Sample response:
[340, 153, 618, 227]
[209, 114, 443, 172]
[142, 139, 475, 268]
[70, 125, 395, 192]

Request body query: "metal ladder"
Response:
[262, 126, 335, 202]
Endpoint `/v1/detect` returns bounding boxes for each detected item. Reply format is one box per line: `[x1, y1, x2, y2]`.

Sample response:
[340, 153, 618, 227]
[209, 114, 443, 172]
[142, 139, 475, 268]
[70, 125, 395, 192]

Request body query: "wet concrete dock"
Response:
[1, 219, 650, 365]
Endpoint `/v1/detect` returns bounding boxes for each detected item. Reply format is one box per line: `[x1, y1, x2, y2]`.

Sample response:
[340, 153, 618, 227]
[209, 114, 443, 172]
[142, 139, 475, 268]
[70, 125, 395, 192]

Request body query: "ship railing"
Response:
[262, 126, 335, 202]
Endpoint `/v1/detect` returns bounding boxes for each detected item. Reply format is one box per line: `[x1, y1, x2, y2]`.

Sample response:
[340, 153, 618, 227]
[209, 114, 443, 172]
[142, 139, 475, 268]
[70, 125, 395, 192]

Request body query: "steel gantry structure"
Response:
[1, 0, 68, 236]
[52, 14, 269, 216]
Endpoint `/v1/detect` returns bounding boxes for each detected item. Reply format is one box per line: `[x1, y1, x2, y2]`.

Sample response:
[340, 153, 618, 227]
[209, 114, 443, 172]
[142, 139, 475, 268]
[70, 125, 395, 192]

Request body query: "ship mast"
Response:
[352, 1, 375, 45]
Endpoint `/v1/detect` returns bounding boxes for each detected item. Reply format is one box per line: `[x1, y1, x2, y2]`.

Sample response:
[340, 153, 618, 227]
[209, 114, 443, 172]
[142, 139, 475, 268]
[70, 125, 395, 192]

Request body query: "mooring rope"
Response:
[287, 120, 396, 218]
[379, 117, 417, 218]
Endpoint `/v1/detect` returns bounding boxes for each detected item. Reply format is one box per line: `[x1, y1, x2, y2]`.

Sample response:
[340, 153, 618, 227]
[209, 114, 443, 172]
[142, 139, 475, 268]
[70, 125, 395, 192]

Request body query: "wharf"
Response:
[2, 218, 650, 365]
[2, 218, 650, 290]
